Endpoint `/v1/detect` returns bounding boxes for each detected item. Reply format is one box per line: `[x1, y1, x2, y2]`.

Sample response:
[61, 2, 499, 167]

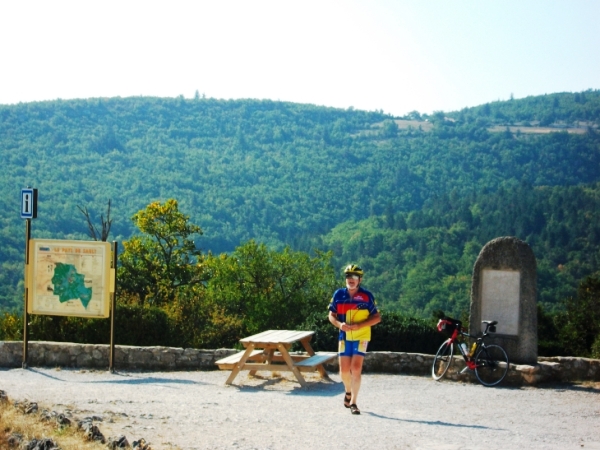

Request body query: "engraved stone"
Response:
[471, 236, 537, 364]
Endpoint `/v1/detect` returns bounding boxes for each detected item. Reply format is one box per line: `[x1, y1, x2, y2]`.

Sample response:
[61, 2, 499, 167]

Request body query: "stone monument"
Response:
[470, 236, 537, 364]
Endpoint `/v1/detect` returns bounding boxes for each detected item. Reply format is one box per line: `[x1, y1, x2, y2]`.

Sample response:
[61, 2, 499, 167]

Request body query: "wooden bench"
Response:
[215, 350, 264, 370]
[216, 330, 334, 387]
[294, 352, 336, 370]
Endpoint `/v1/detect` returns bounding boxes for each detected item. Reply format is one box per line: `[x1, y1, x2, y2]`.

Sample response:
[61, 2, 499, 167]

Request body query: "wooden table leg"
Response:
[265, 348, 275, 365]
[225, 344, 255, 385]
[278, 343, 307, 388]
[249, 348, 273, 376]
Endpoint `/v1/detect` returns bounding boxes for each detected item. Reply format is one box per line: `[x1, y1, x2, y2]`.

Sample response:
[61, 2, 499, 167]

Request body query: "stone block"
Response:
[471, 236, 538, 364]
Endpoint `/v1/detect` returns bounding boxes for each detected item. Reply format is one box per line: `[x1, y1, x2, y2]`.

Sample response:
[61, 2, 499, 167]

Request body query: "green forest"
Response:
[1, 91, 600, 352]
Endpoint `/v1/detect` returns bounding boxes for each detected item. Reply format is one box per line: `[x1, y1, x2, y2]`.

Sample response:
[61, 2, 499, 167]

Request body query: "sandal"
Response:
[350, 404, 360, 415]
[343, 392, 351, 408]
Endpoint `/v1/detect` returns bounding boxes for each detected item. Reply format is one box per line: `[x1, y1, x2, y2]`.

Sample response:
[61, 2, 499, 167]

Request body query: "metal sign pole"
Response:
[21, 187, 37, 369]
[109, 241, 118, 372]
[23, 218, 31, 368]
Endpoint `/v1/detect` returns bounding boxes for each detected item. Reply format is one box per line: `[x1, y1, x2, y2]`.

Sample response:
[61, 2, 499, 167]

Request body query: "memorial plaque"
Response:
[480, 269, 520, 335]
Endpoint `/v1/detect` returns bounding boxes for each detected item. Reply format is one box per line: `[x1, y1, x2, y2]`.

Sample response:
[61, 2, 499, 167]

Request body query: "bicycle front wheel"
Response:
[432, 340, 454, 380]
[474, 344, 509, 386]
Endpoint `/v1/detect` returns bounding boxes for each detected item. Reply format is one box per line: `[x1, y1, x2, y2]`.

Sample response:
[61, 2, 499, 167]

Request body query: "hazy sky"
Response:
[1, 0, 598, 116]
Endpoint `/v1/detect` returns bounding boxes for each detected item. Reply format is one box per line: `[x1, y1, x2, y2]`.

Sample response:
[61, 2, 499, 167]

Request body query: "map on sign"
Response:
[27, 239, 113, 318]
[52, 262, 93, 307]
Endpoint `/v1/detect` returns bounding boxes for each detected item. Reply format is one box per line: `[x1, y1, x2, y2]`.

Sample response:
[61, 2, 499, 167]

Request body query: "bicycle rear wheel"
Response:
[474, 344, 509, 386]
[432, 340, 453, 380]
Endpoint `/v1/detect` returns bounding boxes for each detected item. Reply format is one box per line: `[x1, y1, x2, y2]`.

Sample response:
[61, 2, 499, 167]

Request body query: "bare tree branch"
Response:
[100, 199, 113, 241]
[78, 200, 113, 242]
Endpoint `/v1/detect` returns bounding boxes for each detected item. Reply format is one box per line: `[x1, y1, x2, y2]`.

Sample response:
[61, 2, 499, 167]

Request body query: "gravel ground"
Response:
[1, 367, 600, 450]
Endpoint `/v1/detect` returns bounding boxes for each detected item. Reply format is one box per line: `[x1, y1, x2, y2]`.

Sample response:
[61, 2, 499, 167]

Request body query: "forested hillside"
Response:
[1, 91, 599, 316]
[316, 181, 600, 317]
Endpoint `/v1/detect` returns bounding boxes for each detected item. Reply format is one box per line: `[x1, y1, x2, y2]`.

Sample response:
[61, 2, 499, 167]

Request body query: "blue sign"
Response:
[21, 188, 38, 219]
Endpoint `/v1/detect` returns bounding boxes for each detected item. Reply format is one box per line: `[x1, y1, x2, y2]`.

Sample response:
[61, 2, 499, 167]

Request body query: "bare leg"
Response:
[349, 354, 364, 406]
[339, 356, 352, 394]
[340, 354, 364, 410]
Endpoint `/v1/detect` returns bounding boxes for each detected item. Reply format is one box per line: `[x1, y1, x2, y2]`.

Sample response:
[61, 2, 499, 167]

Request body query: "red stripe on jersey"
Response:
[337, 303, 358, 314]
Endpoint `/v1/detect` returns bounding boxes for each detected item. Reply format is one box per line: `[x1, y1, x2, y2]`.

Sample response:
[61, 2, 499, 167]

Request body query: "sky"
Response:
[1, 0, 598, 117]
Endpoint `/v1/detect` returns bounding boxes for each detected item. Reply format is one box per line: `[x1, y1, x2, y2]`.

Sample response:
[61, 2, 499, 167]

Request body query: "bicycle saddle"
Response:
[482, 320, 498, 326]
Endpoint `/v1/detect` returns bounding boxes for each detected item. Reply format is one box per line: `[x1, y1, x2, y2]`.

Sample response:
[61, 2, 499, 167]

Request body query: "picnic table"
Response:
[215, 329, 337, 387]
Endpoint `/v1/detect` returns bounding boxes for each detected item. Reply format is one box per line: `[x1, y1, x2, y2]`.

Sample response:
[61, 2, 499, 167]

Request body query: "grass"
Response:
[0, 394, 108, 450]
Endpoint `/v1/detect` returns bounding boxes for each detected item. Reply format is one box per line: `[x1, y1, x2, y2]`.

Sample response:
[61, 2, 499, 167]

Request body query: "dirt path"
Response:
[2, 367, 599, 450]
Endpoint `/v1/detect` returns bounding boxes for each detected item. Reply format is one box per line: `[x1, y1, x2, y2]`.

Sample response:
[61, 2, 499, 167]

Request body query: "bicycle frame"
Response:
[445, 323, 478, 370]
[433, 318, 509, 386]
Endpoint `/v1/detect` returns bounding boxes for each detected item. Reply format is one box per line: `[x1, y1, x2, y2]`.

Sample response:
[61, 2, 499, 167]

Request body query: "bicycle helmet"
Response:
[343, 264, 364, 277]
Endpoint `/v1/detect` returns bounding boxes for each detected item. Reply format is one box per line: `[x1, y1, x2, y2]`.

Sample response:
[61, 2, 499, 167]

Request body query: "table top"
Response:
[239, 329, 314, 346]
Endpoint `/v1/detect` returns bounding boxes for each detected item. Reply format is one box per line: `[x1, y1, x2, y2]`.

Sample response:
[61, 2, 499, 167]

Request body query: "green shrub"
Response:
[3, 285, 597, 359]
[537, 304, 565, 356]
[114, 303, 175, 347]
[370, 312, 443, 354]
[0, 312, 22, 340]
[3, 303, 175, 347]
[301, 311, 338, 352]
[591, 335, 600, 359]
[303, 310, 443, 354]
[558, 276, 600, 357]
[27, 314, 108, 343]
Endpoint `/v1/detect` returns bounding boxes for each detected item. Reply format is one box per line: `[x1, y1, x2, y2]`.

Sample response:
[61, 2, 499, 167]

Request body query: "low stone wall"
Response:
[1, 341, 599, 387]
[0, 341, 230, 371]
[362, 351, 600, 385]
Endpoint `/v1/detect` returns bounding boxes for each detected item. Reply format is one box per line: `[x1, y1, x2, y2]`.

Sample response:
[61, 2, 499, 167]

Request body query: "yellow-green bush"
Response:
[0, 312, 22, 341]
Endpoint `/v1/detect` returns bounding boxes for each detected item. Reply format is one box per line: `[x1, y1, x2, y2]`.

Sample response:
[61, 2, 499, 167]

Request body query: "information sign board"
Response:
[26, 239, 113, 318]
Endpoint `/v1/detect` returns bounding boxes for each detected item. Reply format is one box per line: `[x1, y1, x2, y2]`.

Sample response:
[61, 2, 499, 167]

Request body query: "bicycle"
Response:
[432, 317, 510, 387]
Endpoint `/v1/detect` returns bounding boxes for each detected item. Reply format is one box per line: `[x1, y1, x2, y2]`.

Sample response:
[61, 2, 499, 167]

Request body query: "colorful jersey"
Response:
[328, 286, 378, 341]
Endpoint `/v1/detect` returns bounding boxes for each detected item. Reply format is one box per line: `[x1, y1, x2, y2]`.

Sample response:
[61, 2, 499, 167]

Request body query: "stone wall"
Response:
[0, 341, 230, 371]
[2, 341, 599, 387]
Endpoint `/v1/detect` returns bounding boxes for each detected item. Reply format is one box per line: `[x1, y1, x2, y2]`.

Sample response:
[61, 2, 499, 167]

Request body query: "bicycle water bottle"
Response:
[470, 342, 477, 357]
[460, 343, 468, 355]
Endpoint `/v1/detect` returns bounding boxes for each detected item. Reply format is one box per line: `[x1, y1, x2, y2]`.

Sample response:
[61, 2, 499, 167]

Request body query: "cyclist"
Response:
[328, 264, 381, 415]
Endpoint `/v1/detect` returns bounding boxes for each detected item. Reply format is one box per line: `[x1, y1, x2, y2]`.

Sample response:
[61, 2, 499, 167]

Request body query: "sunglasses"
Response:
[345, 274, 360, 280]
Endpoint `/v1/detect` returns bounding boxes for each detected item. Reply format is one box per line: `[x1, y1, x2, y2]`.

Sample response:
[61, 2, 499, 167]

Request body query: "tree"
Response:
[406, 110, 422, 121]
[118, 199, 205, 306]
[381, 119, 399, 138]
[559, 276, 600, 357]
[204, 240, 337, 336]
[77, 199, 113, 241]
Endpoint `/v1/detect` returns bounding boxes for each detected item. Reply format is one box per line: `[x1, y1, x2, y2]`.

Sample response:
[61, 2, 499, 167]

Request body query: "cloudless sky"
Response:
[1, 0, 598, 117]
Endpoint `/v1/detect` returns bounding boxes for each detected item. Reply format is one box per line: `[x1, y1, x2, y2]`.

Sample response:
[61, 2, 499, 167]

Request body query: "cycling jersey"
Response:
[328, 286, 378, 341]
